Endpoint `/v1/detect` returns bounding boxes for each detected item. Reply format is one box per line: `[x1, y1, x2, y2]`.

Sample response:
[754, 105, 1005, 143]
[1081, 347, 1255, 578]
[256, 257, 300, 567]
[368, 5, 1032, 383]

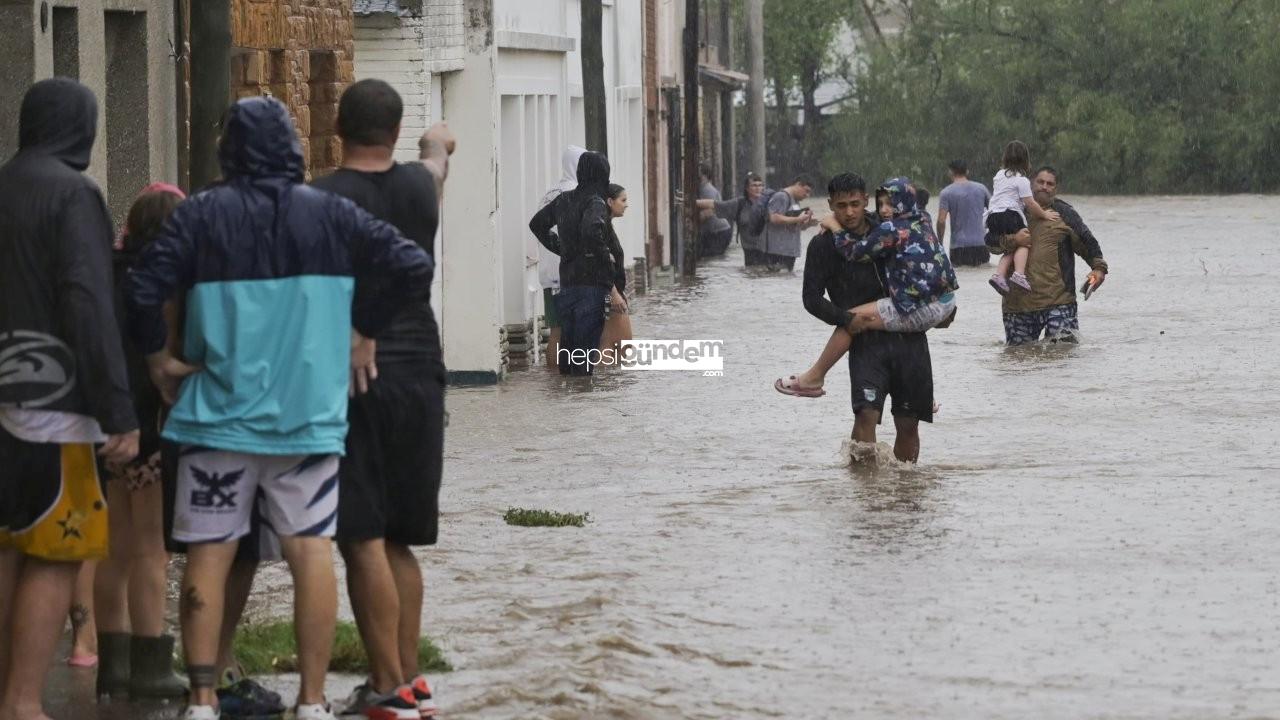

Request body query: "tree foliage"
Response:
[813, 0, 1280, 194]
[756, 0, 858, 185]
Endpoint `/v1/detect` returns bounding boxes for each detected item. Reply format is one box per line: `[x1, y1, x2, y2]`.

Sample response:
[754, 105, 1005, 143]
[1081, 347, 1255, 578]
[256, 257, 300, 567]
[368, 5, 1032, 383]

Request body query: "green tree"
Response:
[820, 0, 1280, 193]
[760, 0, 856, 185]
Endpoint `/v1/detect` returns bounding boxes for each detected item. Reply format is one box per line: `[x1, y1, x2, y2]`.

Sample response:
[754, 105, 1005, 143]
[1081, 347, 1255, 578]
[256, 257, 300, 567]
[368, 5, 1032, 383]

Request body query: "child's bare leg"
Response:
[794, 327, 853, 388]
[1012, 245, 1029, 275]
[996, 252, 1014, 277]
[845, 301, 887, 333]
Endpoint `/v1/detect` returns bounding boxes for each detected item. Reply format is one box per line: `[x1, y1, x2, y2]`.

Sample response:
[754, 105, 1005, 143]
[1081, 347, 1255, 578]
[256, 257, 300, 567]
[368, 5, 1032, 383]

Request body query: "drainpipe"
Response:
[189, 0, 229, 191]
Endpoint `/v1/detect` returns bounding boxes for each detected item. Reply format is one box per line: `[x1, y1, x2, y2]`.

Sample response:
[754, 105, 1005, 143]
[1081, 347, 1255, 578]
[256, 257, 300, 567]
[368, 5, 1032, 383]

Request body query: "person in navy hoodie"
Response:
[126, 96, 431, 720]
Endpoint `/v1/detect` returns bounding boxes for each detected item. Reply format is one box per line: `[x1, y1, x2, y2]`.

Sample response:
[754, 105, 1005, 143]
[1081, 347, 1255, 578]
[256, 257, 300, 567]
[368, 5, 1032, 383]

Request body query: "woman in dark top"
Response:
[599, 183, 632, 360]
[528, 151, 615, 375]
[93, 183, 189, 698]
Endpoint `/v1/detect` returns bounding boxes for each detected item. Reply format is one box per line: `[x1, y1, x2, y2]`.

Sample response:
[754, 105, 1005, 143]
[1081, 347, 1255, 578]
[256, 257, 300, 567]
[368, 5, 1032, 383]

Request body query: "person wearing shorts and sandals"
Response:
[0, 79, 141, 720]
[126, 96, 432, 720]
[778, 177, 956, 400]
[311, 79, 452, 719]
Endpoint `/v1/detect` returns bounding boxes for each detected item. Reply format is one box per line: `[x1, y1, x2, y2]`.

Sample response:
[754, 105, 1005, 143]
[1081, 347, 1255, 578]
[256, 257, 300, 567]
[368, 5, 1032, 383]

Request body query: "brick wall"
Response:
[353, 17, 429, 161]
[423, 0, 464, 72]
[228, 0, 355, 177]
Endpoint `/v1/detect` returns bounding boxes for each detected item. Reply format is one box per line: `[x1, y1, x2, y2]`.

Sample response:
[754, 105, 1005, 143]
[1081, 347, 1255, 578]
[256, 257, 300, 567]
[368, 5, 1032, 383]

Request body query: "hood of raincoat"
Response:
[877, 176, 923, 222]
[217, 96, 305, 182]
[18, 78, 98, 171]
[558, 145, 587, 189]
[541, 145, 587, 208]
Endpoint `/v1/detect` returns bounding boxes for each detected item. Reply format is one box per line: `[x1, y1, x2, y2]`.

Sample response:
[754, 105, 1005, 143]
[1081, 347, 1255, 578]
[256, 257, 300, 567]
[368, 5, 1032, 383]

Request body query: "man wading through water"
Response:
[801, 173, 938, 463]
[311, 78, 452, 720]
[987, 166, 1108, 345]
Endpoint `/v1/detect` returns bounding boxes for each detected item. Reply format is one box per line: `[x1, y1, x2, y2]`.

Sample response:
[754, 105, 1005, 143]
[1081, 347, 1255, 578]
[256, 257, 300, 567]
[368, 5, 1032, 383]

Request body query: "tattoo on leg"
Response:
[188, 664, 217, 689]
[180, 586, 206, 618]
[70, 603, 90, 630]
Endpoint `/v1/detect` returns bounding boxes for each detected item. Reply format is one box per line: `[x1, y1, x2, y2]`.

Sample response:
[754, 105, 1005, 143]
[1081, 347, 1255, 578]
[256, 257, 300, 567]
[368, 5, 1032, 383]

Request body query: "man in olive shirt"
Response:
[987, 166, 1108, 345]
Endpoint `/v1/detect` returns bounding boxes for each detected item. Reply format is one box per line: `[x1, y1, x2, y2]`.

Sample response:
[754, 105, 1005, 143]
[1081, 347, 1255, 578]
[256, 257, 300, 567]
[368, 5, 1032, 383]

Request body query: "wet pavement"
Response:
[45, 196, 1280, 719]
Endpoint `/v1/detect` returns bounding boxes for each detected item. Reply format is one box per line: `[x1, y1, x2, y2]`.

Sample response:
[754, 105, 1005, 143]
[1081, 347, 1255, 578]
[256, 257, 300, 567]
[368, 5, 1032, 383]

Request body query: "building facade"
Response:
[355, 0, 646, 382]
[0, 0, 179, 224]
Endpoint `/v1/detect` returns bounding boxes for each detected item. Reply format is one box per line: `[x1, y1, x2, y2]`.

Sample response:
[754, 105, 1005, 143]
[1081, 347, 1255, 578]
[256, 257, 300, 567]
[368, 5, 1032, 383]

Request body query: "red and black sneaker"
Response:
[408, 675, 440, 719]
[361, 685, 419, 720]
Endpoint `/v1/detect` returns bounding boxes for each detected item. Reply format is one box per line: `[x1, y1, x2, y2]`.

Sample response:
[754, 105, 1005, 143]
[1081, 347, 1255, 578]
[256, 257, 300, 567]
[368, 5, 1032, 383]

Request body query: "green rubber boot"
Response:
[127, 634, 188, 699]
[95, 632, 131, 697]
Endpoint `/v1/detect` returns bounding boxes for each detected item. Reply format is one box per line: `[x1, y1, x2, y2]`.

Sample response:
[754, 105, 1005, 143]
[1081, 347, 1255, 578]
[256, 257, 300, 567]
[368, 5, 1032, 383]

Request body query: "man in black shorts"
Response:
[311, 79, 453, 719]
[802, 172, 935, 464]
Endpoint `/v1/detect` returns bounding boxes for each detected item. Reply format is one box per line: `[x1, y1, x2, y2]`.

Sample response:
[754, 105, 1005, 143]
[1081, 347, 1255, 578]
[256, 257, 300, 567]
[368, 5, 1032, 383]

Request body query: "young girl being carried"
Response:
[775, 177, 957, 398]
[986, 140, 1059, 294]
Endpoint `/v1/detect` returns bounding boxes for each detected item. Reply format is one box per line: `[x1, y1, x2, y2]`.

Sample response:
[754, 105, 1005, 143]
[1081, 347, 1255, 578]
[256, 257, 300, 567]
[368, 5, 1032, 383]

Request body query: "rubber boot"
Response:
[95, 632, 131, 698]
[128, 634, 189, 699]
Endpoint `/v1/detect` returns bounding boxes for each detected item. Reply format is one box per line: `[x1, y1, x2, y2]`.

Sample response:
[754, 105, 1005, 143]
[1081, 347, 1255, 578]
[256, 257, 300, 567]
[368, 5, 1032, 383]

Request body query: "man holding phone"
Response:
[765, 175, 819, 271]
[987, 165, 1108, 345]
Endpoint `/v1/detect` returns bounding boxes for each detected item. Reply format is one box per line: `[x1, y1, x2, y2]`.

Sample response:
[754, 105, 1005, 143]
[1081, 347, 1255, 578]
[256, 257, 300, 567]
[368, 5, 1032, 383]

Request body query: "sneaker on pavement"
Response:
[337, 682, 379, 717]
[184, 706, 221, 720]
[409, 675, 440, 718]
[1009, 271, 1032, 292]
[362, 685, 420, 720]
[296, 703, 338, 720]
[217, 678, 286, 719]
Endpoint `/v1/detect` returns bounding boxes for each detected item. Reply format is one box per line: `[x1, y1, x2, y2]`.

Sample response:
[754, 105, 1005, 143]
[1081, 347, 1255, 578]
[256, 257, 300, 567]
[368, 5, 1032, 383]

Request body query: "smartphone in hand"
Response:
[1081, 279, 1097, 300]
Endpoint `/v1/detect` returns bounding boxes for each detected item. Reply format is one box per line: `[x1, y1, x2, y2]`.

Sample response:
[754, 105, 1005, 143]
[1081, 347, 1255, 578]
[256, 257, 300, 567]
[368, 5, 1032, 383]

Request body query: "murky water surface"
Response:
[49, 196, 1280, 719]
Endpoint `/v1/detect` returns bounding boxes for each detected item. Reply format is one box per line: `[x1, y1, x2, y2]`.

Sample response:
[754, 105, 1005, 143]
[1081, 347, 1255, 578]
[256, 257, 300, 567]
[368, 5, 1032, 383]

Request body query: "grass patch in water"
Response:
[503, 507, 590, 528]
[225, 621, 450, 675]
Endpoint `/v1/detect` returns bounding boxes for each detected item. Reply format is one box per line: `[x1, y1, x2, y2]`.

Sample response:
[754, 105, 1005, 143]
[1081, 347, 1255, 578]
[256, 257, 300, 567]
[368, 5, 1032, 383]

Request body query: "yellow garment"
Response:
[0, 444, 108, 561]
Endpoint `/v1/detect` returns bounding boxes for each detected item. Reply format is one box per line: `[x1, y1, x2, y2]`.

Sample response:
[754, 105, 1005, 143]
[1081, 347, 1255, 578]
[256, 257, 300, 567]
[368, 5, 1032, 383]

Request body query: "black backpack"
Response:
[745, 188, 783, 237]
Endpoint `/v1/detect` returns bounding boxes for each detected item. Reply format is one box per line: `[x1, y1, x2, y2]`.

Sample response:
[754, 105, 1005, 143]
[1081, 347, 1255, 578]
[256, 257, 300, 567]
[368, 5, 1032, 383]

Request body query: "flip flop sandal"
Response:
[774, 376, 825, 398]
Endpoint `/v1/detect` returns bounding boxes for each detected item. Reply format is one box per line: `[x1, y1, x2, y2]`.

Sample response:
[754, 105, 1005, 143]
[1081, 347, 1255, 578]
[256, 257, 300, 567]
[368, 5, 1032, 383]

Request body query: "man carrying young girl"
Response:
[780, 172, 940, 463]
[776, 176, 956, 400]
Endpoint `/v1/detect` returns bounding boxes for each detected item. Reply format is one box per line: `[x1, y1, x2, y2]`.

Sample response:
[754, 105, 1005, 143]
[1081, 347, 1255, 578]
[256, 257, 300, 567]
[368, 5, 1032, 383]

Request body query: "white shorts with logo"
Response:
[172, 447, 339, 544]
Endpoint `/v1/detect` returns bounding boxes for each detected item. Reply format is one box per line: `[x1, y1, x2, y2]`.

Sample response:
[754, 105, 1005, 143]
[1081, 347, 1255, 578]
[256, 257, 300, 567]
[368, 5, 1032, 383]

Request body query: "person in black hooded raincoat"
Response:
[528, 151, 616, 376]
[0, 77, 140, 720]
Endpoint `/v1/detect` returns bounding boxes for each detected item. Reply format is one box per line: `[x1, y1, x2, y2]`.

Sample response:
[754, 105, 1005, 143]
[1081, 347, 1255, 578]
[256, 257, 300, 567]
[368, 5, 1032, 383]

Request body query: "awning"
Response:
[697, 64, 750, 91]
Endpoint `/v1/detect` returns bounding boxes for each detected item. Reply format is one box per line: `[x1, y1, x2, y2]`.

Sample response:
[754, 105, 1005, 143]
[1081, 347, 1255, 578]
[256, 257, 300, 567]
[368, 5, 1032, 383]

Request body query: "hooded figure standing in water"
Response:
[529, 151, 615, 375]
[537, 145, 587, 368]
[0, 78, 141, 720]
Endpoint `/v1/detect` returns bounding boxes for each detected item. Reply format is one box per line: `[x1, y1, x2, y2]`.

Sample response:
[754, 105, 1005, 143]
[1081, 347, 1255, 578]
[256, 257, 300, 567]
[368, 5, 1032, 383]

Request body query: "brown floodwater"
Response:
[47, 196, 1280, 719]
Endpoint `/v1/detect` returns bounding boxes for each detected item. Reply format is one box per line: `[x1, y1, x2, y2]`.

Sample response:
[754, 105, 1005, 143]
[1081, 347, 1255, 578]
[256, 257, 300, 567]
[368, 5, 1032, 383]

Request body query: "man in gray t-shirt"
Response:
[764, 175, 817, 271]
[936, 159, 992, 266]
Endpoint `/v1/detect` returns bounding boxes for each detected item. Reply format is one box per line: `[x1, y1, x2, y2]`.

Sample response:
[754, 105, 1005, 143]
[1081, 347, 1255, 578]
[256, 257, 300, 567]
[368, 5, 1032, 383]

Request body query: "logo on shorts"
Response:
[190, 466, 244, 509]
[0, 331, 76, 408]
[57, 510, 86, 540]
[863, 388, 877, 402]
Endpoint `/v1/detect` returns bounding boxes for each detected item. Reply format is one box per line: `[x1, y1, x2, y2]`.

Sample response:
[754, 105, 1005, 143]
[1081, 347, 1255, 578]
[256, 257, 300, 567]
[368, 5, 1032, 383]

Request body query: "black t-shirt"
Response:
[801, 214, 886, 327]
[312, 163, 440, 363]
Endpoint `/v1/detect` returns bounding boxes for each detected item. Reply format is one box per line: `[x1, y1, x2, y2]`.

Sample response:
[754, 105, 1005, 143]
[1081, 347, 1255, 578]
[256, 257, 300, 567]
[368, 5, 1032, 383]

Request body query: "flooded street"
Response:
[419, 195, 1280, 719]
[46, 196, 1280, 719]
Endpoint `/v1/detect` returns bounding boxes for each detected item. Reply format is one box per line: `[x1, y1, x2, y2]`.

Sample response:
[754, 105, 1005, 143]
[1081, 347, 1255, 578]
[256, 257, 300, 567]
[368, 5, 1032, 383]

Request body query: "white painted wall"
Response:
[440, 19, 503, 380]
[354, 18, 431, 161]
[354, 5, 465, 364]
[354, 0, 648, 379]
